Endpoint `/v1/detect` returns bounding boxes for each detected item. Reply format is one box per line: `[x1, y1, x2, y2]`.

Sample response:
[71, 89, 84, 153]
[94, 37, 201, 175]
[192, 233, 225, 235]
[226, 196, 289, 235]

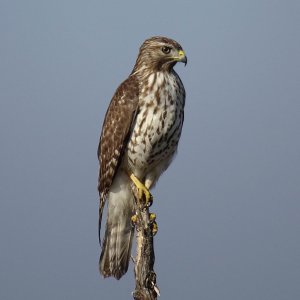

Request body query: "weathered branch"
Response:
[132, 190, 159, 300]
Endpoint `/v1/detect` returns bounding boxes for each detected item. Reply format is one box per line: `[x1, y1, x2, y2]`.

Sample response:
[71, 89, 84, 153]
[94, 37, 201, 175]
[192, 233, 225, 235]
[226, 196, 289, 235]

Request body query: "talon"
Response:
[130, 173, 153, 207]
[151, 221, 158, 236]
[149, 213, 156, 223]
[147, 194, 153, 207]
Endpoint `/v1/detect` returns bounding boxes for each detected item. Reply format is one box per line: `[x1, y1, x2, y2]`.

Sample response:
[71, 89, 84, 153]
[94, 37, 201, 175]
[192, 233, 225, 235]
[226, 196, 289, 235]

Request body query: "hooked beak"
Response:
[176, 50, 187, 66]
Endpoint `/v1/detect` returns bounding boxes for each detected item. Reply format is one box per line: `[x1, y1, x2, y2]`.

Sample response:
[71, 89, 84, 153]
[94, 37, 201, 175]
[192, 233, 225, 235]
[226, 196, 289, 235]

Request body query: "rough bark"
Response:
[132, 191, 159, 300]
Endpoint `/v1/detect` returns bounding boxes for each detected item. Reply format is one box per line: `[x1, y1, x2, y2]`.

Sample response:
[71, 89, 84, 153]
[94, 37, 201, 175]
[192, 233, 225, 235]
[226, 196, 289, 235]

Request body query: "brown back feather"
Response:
[97, 75, 139, 243]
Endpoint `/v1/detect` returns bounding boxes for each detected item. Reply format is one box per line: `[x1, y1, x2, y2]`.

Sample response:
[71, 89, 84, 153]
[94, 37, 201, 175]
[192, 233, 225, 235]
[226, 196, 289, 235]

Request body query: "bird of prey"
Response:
[97, 36, 187, 279]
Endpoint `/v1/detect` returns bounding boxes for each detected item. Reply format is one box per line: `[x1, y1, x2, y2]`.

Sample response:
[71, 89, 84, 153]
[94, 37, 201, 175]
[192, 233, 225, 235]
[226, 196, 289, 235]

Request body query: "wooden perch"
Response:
[132, 189, 159, 300]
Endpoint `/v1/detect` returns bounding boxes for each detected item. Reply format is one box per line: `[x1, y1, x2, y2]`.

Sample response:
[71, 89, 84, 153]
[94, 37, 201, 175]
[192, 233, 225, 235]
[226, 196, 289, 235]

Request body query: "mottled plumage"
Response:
[97, 36, 187, 279]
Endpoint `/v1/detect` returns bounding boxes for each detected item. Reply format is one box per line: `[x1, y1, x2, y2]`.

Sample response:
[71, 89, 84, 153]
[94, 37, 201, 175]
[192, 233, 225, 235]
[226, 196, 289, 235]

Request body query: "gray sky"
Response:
[1, 0, 300, 299]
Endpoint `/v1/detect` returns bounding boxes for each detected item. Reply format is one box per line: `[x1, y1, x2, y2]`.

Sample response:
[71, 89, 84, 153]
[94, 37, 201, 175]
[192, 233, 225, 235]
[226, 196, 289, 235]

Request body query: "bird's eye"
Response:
[161, 46, 171, 54]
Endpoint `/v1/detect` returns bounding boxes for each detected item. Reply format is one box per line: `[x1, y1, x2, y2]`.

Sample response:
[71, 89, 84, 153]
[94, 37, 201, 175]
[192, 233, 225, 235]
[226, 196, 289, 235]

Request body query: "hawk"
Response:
[97, 36, 187, 279]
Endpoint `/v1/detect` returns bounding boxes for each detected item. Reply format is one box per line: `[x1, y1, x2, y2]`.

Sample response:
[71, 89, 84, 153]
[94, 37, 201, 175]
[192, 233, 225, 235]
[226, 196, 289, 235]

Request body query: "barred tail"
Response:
[99, 172, 134, 279]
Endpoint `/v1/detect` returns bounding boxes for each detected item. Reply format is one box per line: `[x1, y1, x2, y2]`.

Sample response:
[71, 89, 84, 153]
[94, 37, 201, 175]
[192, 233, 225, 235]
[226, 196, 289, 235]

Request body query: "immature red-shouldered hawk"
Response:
[98, 36, 187, 279]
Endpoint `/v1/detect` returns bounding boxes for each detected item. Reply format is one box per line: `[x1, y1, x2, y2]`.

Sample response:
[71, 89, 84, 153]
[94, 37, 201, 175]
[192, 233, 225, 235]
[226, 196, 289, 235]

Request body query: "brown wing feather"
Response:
[97, 75, 139, 242]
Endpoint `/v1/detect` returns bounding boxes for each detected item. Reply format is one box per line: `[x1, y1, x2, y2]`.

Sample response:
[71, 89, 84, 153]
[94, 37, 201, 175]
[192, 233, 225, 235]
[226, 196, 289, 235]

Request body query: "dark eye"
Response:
[161, 46, 171, 54]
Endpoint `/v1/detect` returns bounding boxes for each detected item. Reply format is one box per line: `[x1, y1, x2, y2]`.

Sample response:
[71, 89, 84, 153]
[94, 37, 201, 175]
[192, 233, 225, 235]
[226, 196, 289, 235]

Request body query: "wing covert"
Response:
[97, 75, 139, 242]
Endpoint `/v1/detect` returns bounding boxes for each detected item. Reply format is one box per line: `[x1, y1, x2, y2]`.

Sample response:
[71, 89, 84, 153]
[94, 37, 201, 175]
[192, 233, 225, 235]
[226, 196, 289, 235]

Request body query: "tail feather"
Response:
[99, 172, 134, 279]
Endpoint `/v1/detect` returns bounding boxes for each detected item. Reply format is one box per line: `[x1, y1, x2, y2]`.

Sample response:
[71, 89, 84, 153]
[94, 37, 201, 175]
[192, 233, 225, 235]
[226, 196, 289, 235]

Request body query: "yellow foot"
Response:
[130, 173, 153, 207]
[131, 212, 157, 232]
[149, 213, 156, 222]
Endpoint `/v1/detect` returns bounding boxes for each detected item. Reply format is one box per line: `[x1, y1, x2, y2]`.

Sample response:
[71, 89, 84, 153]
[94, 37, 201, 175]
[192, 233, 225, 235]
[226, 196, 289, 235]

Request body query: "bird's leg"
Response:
[129, 173, 157, 235]
[129, 173, 153, 207]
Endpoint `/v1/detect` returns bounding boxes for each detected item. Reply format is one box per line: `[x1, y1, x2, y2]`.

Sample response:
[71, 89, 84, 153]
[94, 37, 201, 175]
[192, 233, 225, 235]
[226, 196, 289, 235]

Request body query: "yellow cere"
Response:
[178, 50, 185, 57]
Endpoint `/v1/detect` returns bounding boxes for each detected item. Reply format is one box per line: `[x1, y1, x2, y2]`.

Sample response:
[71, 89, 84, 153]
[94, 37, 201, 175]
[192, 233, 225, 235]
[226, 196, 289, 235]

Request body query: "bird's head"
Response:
[133, 36, 187, 73]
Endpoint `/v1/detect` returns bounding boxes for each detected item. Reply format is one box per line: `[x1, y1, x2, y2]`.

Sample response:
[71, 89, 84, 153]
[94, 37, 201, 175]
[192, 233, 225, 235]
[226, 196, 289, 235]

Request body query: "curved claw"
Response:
[130, 173, 153, 207]
[149, 213, 156, 223]
[146, 193, 153, 207]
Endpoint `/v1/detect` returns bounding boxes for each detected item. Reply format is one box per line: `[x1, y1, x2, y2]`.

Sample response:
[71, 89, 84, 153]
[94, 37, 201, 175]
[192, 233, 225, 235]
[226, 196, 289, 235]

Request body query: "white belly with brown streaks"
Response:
[126, 71, 185, 181]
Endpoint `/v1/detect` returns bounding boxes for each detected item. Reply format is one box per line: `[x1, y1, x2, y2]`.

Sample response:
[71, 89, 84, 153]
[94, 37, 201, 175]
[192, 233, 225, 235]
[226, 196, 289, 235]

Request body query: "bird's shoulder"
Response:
[110, 74, 139, 107]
